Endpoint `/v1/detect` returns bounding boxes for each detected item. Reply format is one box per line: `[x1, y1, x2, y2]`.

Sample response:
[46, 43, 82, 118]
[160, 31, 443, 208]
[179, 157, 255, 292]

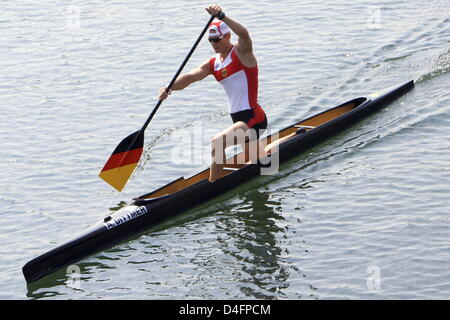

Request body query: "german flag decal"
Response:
[99, 130, 144, 191]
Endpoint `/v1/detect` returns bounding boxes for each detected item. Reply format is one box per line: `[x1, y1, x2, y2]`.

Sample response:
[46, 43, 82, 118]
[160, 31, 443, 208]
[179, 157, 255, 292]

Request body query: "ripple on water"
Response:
[1, 0, 450, 299]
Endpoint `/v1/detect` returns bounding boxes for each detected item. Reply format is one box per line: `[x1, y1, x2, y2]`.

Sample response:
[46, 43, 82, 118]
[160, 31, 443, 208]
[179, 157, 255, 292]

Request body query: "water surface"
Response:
[1, 0, 449, 299]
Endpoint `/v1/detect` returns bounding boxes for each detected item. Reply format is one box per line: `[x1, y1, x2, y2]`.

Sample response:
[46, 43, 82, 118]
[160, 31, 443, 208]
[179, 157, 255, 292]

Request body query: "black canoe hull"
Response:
[22, 80, 414, 282]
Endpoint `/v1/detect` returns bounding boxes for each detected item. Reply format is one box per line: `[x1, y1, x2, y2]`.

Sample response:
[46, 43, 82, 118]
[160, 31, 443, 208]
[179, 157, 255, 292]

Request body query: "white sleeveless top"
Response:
[209, 46, 260, 114]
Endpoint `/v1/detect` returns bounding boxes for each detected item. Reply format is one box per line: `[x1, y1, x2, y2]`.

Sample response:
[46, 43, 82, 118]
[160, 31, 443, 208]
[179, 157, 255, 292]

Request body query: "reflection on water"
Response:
[216, 189, 289, 299]
[199, 186, 314, 299]
[25, 261, 110, 299]
[26, 275, 66, 300]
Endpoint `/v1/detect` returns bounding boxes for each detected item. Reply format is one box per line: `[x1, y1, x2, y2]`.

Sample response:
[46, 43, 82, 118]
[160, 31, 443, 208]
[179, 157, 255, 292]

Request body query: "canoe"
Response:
[22, 80, 414, 282]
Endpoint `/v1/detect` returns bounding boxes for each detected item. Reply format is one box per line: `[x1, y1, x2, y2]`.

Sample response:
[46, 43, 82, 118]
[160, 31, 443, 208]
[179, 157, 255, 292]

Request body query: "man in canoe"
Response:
[159, 4, 268, 182]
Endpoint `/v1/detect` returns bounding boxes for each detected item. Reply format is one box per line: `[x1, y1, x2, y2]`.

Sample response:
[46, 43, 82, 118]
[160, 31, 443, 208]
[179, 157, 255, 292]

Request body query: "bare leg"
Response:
[209, 122, 267, 182]
[209, 125, 235, 182]
[209, 135, 226, 182]
[264, 133, 295, 154]
[241, 138, 267, 164]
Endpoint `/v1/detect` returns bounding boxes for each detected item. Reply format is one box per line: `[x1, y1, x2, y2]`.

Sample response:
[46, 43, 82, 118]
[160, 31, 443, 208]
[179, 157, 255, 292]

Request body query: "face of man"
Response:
[209, 33, 231, 53]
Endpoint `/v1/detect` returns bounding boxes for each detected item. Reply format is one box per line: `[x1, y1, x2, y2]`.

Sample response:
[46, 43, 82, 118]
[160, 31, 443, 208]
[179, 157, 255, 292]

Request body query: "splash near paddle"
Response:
[99, 130, 144, 191]
[98, 15, 216, 191]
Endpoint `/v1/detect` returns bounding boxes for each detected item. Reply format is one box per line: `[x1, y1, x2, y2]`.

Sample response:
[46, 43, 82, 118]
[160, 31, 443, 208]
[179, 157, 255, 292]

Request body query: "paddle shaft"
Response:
[112, 15, 215, 175]
[140, 15, 216, 134]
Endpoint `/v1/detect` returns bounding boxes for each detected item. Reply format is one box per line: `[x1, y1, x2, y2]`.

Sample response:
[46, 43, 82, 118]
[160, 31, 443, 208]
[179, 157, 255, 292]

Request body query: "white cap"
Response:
[208, 19, 231, 38]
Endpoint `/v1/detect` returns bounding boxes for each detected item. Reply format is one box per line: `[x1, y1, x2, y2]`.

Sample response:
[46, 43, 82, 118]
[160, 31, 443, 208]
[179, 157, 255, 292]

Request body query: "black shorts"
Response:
[230, 107, 268, 140]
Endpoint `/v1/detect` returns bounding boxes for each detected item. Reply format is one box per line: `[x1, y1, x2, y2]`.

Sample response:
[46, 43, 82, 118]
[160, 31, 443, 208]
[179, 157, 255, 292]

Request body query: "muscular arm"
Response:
[221, 16, 253, 54]
[172, 59, 211, 90]
[159, 59, 211, 99]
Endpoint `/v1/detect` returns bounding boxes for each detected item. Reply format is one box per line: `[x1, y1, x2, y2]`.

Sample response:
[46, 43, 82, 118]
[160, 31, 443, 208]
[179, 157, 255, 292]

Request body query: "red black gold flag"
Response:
[99, 130, 144, 191]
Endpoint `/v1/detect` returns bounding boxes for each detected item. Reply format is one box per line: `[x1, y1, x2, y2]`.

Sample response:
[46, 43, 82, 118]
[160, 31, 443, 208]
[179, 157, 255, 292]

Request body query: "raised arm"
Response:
[221, 16, 252, 54]
[159, 59, 211, 100]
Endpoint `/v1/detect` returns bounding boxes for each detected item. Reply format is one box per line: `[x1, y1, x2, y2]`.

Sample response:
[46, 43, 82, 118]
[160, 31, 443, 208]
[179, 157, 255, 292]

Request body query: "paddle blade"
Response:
[99, 130, 144, 191]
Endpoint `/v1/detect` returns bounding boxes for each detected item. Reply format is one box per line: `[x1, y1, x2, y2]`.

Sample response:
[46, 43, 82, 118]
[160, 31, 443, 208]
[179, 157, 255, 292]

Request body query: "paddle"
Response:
[99, 15, 216, 191]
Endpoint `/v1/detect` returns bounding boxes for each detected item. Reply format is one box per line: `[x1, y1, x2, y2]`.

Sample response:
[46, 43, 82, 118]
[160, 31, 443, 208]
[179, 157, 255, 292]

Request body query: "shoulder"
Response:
[207, 56, 217, 72]
[234, 44, 257, 68]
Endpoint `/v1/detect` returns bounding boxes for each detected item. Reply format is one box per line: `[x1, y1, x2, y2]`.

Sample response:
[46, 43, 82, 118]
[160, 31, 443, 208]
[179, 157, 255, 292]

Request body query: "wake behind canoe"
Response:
[22, 80, 414, 283]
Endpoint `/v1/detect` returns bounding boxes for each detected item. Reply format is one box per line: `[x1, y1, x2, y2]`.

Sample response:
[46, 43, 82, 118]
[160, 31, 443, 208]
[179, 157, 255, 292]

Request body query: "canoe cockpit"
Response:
[138, 97, 368, 200]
